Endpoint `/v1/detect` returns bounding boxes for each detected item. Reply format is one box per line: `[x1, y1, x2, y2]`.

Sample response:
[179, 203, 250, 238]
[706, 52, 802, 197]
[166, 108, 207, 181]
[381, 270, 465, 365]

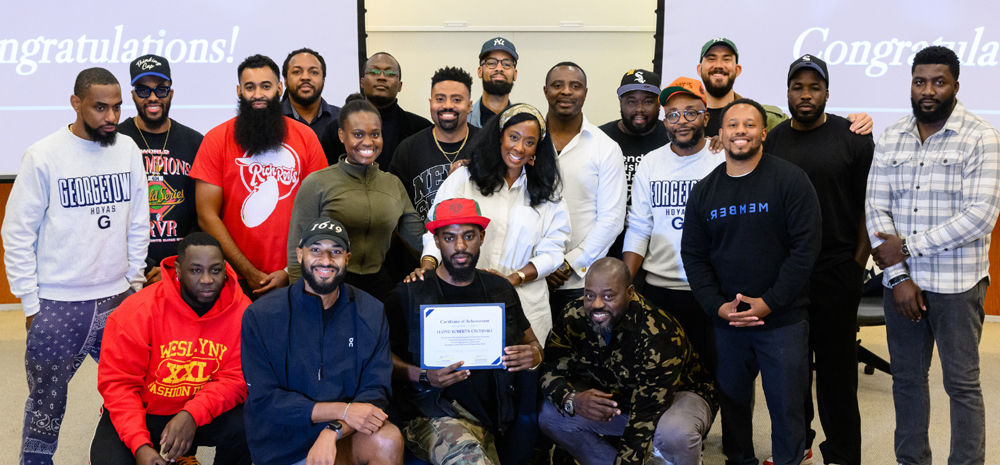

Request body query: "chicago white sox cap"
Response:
[617, 69, 662, 98]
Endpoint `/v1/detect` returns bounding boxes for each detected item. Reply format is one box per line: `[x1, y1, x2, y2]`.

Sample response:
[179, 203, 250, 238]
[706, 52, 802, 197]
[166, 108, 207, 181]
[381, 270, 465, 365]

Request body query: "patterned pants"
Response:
[404, 402, 501, 465]
[20, 289, 133, 465]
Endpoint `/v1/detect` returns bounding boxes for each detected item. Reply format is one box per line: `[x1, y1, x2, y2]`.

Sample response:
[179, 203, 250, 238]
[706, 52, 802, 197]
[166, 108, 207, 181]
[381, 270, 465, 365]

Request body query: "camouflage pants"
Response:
[404, 402, 501, 465]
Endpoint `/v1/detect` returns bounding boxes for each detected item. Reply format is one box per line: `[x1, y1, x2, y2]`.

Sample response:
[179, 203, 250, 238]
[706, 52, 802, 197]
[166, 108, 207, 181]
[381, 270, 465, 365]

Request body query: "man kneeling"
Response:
[539, 257, 718, 465]
[92, 232, 252, 464]
[241, 217, 403, 465]
[387, 198, 545, 464]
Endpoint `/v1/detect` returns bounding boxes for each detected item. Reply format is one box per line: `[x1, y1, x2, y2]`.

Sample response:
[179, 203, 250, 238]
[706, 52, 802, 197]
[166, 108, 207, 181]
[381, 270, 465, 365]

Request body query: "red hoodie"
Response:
[98, 256, 251, 453]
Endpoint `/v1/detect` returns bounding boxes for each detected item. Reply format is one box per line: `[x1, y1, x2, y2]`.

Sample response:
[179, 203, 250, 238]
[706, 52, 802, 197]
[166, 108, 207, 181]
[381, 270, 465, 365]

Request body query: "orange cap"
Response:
[659, 77, 707, 108]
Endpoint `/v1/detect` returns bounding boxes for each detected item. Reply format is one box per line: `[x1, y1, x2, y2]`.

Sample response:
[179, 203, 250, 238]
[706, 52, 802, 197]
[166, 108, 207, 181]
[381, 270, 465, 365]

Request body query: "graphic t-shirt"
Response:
[389, 125, 479, 221]
[189, 117, 327, 276]
[117, 117, 204, 272]
[598, 120, 670, 208]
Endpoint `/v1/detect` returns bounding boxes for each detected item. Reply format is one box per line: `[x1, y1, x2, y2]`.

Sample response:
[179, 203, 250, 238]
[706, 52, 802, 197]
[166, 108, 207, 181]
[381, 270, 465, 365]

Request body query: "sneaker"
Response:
[763, 448, 812, 465]
[172, 456, 201, 465]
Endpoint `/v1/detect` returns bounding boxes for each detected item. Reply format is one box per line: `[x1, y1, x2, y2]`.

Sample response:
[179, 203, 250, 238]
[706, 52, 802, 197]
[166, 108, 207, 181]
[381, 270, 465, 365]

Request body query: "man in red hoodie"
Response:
[92, 232, 252, 465]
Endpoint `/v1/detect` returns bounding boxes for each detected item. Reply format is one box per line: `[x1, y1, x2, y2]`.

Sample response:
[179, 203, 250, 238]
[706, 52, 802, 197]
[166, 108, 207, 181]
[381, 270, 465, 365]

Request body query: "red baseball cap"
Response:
[426, 198, 491, 233]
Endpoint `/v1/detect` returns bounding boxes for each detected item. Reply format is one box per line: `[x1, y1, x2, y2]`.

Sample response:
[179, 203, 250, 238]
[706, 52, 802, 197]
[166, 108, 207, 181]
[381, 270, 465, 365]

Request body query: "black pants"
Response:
[804, 260, 863, 465]
[90, 404, 251, 465]
[549, 288, 585, 323]
[346, 266, 395, 303]
[640, 284, 716, 376]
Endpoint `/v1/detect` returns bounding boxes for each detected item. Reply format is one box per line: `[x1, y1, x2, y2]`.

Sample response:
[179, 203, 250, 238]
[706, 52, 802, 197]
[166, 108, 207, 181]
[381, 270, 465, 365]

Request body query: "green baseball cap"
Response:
[700, 37, 739, 63]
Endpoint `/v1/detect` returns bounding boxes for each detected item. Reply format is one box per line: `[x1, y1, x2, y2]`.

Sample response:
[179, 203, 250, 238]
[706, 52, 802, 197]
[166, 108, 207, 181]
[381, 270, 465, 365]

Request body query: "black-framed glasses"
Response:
[365, 68, 399, 78]
[482, 58, 515, 70]
[665, 110, 705, 123]
[134, 85, 171, 98]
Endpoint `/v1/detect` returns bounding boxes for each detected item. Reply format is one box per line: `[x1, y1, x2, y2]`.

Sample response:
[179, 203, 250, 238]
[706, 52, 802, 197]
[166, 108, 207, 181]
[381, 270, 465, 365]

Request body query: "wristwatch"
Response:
[901, 238, 911, 258]
[419, 369, 430, 386]
[326, 421, 344, 440]
[563, 391, 577, 416]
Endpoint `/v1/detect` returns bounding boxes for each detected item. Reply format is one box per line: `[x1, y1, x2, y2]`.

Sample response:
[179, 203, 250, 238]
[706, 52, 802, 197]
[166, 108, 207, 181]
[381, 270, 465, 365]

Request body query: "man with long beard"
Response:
[241, 217, 402, 465]
[118, 54, 204, 286]
[867, 45, 1000, 465]
[386, 198, 543, 464]
[539, 257, 717, 465]
[468, 37, 518, 128]
[191, 54, 327, 300]
[763, 55, 874, 465]
[623, 77, 722, 377]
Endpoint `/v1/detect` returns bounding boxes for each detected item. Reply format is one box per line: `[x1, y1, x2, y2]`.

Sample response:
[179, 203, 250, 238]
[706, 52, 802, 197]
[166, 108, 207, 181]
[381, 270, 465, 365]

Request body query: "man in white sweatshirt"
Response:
[2, 67, 149, 465]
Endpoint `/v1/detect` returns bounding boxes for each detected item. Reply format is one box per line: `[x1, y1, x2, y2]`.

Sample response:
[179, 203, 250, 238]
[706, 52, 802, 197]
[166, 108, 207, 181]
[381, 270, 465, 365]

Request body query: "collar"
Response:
[292, 279, 351, 313]
[337, 153, 380, 179]
[555, 114, 596, 156]
[282, 97, 334, 124]
[901, 99, 967, 140]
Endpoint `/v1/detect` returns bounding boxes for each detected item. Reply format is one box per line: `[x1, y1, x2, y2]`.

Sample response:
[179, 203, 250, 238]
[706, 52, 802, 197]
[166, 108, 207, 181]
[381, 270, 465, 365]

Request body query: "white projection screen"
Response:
[0, 0, 365, 177]
[656, 0, 1000, 138]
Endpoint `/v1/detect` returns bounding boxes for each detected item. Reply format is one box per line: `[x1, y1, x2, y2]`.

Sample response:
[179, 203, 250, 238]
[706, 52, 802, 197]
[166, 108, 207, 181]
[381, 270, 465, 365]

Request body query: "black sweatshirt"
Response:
[680, 154, 821, 330]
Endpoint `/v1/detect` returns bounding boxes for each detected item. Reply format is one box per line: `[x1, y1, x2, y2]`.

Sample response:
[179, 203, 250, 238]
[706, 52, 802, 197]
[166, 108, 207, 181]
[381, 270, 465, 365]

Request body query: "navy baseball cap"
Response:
[479, 37, 518, 62]
[130, 54, 171, 85]
[788, 54, 829, 86]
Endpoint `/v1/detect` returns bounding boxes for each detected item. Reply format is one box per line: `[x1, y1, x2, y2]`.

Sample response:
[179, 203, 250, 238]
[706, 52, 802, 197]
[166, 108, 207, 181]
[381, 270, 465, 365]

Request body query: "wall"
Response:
[363, 0, 659, 126]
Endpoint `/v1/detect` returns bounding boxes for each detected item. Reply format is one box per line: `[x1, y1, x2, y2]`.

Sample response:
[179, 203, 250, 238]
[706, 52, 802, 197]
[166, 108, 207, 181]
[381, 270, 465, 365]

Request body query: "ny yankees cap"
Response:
[426, 198, 491, 234]
[479, 37, 518, 62]
[130, 54, 171, 85]
[700, 37, 739, 63]
[659, 76, 707, 107]
[299, 216, 351, 252]
[616, 69, 661, 98]
[788, 54, 829, 86]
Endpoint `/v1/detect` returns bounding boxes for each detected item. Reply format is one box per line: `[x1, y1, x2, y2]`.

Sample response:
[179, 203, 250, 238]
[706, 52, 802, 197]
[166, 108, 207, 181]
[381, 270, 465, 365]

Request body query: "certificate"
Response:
[420, 303, 505, 370]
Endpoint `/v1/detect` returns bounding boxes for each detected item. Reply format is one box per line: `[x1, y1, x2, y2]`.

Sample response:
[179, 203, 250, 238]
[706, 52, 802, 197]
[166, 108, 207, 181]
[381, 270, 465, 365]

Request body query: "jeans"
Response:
[715, 320, 809, 465]
[641, 285, 716, 376]
[539, 391, 713, 465]
[883, 278, 987, 465]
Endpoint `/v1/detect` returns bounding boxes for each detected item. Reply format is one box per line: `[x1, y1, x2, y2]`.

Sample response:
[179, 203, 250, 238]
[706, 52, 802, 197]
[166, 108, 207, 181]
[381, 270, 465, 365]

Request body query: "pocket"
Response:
[924, 151, 963, 192]
[880, 151, 915, 197]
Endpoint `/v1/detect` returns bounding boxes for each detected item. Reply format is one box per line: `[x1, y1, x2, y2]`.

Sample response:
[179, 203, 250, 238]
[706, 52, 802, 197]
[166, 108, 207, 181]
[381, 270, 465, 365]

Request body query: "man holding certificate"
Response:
[386, 198, 544, 465]
[539, 258, 718, 465]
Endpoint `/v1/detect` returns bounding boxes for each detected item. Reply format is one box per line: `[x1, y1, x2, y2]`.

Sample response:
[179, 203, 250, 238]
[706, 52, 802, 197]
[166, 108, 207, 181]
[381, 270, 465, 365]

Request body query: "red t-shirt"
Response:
[190, 117, 327, 276]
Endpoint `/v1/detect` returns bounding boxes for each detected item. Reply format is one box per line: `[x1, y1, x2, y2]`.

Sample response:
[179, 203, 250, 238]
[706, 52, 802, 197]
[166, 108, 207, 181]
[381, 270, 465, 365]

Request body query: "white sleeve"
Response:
[126, 146, 150, 290]
[2, 152, 49, 316]
[529, 199, 571, 278]
[623, 156, 653, 256]
[565, 141, 627, 276]
[420, 167, 470, 261]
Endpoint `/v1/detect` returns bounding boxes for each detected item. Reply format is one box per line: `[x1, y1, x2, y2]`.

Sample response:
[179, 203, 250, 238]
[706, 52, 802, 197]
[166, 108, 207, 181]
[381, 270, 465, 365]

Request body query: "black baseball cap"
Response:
[299, 217, 350, 252]
[130, 54, 171, 85]
[617, 69, 661, 98]
[700, 38, 739, 63]
[788, 54, 829, 86]
[479, 37, 518, 62]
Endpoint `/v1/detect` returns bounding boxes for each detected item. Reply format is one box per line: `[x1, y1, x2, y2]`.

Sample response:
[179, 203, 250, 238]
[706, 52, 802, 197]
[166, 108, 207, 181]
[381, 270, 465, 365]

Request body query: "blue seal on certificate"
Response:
[420, 303, 506, 370]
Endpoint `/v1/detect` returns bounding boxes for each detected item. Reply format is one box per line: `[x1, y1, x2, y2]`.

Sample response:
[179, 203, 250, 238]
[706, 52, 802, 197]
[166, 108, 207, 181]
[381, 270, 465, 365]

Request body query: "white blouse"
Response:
[422, 166, 571, 342]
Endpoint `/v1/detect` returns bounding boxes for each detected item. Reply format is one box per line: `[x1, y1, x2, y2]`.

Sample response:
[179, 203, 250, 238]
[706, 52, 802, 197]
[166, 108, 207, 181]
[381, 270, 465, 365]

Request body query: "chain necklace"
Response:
[432, 127, 469, 164]
[136, 117, 171, 152]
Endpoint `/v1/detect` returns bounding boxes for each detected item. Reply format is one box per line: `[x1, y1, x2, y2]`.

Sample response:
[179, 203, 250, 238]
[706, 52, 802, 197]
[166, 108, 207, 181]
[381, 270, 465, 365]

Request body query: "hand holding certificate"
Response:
[421, 303, 505, 370]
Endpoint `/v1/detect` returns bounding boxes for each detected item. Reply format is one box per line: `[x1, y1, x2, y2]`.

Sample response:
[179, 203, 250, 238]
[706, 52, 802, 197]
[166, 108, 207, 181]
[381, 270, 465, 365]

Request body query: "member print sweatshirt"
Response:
[98, 256, 250, 454]
[2, 126, 149, 316]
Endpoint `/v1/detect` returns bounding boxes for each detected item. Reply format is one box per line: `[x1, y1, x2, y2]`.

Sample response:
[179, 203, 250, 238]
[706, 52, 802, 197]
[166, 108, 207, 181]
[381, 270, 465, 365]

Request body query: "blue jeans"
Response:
[883, 278, 987, 465]
[714, 320, 809, 465]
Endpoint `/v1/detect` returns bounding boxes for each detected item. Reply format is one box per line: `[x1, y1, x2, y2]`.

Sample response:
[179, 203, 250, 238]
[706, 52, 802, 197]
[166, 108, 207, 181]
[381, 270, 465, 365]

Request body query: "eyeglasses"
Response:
[482, 58, 515, 70]
[665, 110, 705, 123]
[134, 85, 171, 99]
[365, 69, 399, 78]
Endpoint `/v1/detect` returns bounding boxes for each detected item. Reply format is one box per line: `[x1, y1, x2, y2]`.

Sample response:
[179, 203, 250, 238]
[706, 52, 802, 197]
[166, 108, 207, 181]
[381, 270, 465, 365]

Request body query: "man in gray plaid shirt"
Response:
[866, 45, 1000, 465]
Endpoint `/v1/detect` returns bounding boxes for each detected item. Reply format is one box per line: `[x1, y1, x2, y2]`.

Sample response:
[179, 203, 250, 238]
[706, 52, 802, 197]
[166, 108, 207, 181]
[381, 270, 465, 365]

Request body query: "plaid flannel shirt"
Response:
[865, 100, 1000, 294]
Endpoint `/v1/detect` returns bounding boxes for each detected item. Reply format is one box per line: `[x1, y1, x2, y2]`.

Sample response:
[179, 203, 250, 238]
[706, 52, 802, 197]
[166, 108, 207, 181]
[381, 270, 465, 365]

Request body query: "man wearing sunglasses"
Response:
[118, 54, 204, 287]
[623, 77, 723, 378]
[468, 37, 517, 128]
[318, 52, 431, 167]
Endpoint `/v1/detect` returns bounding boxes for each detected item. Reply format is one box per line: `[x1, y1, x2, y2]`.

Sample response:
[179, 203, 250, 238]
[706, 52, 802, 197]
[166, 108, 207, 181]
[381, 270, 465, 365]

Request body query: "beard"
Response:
[137, 101, 171, 131]
[442, 250, 480, 283]
[702, 71, 735, 99]
[234, 94, 287, 155]
[620, 109, 658, 135]
[290, 82, 324, 107]
[367, 93, 395, 108]
[728, 144, 760, 161]
[301, 261, 347, 296]
[789, 100, 827, 127]
[911, 93, 956, 124]
[436, 108, 461, 131]
[83, 120, 117, 147]
[483, 79, 514, 96]
[667, 124, 706, 150]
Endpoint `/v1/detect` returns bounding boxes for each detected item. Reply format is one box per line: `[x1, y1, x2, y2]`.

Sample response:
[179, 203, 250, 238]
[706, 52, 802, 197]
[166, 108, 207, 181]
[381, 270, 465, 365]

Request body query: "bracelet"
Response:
[888, 276, 911, 288]
[342, 402, 351, 420]
[516, 271, 526, 285]
[422, 256, 438, 268]
[527, 345, 543, 371]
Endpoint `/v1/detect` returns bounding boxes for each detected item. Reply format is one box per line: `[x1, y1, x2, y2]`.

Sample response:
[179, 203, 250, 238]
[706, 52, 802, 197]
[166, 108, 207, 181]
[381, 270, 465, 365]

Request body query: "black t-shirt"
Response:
[479, 100, 498, 124]
[598, 120, 670, 207]
[705, 107, 724, 138]
[318, 100, 433, 170]
[117, 117, 204, 272]
[765, 115, 875, 271]
[389, 125, 480, 221]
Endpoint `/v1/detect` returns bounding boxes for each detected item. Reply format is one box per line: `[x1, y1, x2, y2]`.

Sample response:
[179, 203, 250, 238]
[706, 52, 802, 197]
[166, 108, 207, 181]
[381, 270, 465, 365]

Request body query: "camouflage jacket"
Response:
[540, 293, 719, 465]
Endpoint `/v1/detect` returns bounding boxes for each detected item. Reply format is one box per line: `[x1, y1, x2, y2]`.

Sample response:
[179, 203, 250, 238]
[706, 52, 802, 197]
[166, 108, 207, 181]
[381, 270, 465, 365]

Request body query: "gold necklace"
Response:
[136, 117, 171, 152]
[432, 127, 469, 164]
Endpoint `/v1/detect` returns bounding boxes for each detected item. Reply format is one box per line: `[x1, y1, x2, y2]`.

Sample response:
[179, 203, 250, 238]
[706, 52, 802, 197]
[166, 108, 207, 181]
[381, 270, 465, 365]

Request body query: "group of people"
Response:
[2, 32, 996, 465]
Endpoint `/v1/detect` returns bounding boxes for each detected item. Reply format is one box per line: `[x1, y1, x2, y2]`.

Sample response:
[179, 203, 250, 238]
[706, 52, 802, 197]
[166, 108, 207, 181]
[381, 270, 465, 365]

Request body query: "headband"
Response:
[498, 103, 546, 135]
